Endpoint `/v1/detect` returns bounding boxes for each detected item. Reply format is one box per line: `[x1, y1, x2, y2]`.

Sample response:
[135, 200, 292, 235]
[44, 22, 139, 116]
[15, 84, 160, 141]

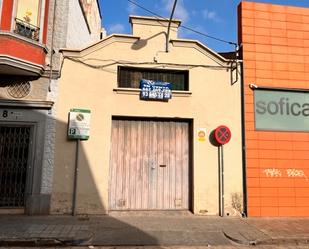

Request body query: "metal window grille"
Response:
[0, 126, 31, 207]
[118, 67, 189, 90]
[7, 81, 31, 99]
[14, 18, 40, 41]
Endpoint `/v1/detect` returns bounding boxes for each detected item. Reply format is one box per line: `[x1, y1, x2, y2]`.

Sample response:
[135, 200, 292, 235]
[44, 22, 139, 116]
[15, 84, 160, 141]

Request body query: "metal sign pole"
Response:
[72, 139, 80, 216]
[214, 125, 230, 217]
[219, 145, 224, 217]
[68, 108, 90, 215]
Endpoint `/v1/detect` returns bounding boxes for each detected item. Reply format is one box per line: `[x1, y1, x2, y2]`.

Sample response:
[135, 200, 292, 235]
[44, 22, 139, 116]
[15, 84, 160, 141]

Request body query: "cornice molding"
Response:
[171, 39, 230, 66]
[129, 15, 181, 28]
[60, 34, 140, 57]
[0, 99, 54, 109]
[0, 55, 45, 76]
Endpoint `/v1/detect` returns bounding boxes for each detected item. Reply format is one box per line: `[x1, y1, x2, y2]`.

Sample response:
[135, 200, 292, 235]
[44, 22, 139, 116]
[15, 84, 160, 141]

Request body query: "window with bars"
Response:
[118, 67, 189, 91]
[14, 0, 41, 41]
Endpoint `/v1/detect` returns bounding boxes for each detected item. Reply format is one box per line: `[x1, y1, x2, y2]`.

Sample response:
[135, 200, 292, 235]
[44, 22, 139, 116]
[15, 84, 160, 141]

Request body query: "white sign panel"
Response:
[68, 108, 91, 140]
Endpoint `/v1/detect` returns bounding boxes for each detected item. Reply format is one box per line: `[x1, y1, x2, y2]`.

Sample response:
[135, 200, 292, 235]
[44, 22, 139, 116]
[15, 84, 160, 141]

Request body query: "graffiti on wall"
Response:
[263, 168, 282, 177]
[263, 168, 308, 181]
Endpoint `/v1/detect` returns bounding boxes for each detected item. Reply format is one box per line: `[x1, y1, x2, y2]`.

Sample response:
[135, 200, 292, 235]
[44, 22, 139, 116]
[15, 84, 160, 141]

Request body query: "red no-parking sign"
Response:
[214, 125, 231, 145]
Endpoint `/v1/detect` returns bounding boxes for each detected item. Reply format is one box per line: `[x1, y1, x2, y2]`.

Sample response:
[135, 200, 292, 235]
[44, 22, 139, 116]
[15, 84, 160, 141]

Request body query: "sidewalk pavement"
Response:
[0, 213, 308, 247]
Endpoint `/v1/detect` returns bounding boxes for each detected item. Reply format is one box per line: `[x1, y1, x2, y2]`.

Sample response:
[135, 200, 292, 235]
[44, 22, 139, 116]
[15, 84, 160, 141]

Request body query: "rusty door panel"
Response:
[109, 119, 190, 210]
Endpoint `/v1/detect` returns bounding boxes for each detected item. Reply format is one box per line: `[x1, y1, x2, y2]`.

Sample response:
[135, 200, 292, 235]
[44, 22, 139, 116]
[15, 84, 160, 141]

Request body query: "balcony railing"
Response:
[14, 18, 40, 41]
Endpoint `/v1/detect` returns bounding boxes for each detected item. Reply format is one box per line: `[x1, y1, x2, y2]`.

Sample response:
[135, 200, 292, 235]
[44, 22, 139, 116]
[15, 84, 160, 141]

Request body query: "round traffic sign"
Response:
[214, 125, 231, 145]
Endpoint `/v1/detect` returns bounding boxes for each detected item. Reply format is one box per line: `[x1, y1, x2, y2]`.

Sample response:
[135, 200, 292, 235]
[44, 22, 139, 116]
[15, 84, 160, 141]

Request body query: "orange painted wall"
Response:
[42, 0, 49, 44]
[239, 2, 309, 217]
[0, 0, 14, 30]
[0, 0, 48, 67]
[0, 36, 46, 65]
[1, 0, 49, 45]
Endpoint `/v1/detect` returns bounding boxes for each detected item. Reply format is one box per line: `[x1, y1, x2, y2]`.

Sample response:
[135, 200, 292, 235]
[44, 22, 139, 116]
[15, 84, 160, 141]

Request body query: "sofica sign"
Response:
[254, 89, 309, 131]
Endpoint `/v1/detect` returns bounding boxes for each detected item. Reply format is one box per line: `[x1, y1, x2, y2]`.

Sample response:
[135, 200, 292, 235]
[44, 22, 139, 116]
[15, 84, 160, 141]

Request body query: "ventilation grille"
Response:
[7, 82, 31, 99]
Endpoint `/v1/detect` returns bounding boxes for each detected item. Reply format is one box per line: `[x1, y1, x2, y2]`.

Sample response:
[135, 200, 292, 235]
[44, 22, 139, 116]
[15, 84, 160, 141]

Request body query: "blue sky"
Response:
[99, 0, 309, 52]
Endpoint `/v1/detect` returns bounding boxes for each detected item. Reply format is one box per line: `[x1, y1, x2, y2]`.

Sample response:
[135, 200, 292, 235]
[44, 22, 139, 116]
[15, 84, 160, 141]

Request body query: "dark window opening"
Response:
[118, 67, 189, 91]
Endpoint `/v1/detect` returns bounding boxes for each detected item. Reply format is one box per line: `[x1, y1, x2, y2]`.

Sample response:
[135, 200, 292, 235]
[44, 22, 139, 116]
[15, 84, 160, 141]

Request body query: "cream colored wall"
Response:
[51, 26, 243, 215]
[130, 16, 179, 40]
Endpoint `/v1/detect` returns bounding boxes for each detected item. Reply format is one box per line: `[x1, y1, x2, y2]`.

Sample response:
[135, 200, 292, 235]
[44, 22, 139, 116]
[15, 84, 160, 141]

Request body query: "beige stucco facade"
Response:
[51, 16, 243, 216]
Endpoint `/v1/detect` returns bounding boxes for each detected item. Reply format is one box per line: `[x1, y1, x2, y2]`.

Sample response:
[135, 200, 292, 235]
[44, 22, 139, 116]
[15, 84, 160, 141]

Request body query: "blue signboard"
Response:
[140, 79, 172, 101]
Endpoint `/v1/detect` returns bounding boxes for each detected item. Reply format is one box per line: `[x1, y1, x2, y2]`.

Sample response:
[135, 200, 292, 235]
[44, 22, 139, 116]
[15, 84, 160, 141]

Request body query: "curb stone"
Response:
[223, 231, 257, 246]
[256, 238, 309, 246]
[223, 231, 309, 247]
[0, 230, 93, 247]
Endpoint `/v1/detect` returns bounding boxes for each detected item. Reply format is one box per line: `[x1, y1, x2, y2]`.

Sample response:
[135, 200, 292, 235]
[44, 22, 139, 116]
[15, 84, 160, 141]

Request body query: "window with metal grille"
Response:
[14, 0, 41, 41]
[118, 67, 189, 90]
[0, 126, 31, 207]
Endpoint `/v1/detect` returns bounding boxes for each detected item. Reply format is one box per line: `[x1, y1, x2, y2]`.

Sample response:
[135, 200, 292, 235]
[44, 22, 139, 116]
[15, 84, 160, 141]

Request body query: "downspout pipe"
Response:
[165, 0, 178, 52]
[49, 0, 57, 91]
[240, 53, 248, 217]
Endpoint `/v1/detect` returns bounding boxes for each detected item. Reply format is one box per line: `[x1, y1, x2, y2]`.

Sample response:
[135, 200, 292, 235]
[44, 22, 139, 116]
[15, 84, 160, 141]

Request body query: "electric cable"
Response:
[64, 56, 231, 71]
[127, 0, 237, 46]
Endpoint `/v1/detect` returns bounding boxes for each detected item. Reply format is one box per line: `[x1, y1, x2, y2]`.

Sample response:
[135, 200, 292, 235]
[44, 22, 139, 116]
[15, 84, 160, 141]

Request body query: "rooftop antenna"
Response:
[166, 0, 178, 52]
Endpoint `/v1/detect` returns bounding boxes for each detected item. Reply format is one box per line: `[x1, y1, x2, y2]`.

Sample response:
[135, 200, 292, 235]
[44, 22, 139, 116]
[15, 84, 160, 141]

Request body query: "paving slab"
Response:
[244, 218, 309, 245]
[0, 214, 308, 247]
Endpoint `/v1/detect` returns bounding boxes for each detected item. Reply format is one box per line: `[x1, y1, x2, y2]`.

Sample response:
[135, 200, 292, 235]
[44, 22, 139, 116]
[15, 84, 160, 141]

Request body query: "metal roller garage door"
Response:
[109, 119, 190, 210]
